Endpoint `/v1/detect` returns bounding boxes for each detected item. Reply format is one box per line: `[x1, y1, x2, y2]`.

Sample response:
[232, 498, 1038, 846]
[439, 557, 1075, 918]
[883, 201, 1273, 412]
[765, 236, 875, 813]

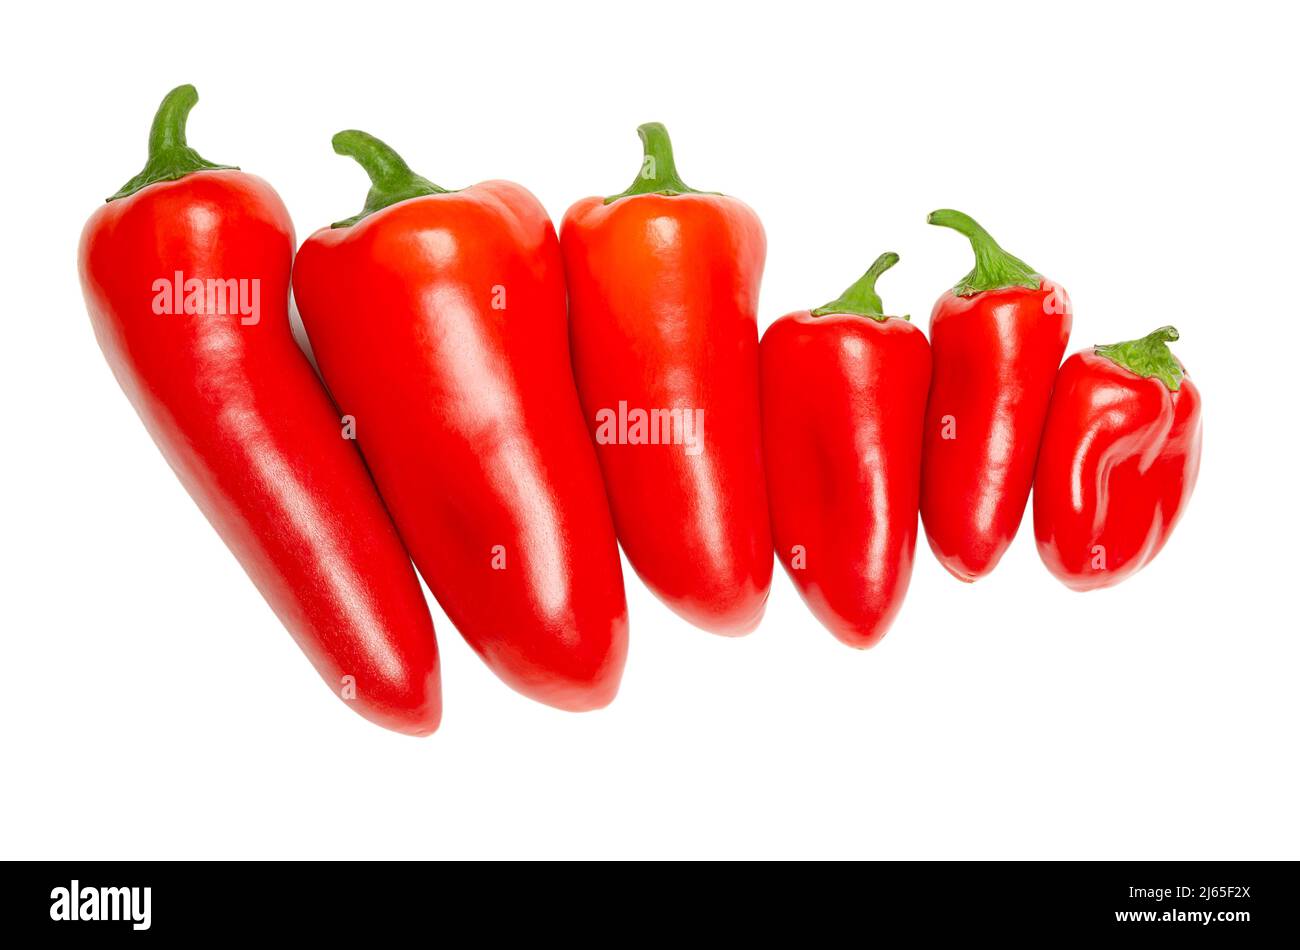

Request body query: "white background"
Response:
[3, 0, 1297, 859]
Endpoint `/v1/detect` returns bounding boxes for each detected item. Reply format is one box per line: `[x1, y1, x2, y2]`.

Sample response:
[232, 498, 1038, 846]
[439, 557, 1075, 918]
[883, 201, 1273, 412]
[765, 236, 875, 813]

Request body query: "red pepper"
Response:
[1033, 327, 1202, 590]
[920, 210, 1072, 581]
[292, 132, 628, 711]
[761, 254, 932, 648]
[561, 124, 772, 636]
[78, 87, 441, 735]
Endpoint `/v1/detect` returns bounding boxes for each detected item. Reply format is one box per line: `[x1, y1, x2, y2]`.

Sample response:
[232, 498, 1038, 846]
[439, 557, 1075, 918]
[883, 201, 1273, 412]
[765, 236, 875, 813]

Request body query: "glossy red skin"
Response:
[761, 311, 932, 647]
[79, 170, 442, 735]
[920, 281, 1071, 580]
[1034, 351, 1202, 590]
[293, 182, 628, 711]
[561, 194, 773, 636]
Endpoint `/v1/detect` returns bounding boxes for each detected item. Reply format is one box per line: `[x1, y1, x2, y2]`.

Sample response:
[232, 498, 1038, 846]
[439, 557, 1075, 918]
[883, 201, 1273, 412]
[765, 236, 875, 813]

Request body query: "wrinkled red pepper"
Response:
[79, 87, 441, 735]
[1034, 327, 1202, 590]
[561, 123, 773, 636]
[920, 210, 1072, 581]
[761, 253, 931, 647]
[292, 131, 628, 711]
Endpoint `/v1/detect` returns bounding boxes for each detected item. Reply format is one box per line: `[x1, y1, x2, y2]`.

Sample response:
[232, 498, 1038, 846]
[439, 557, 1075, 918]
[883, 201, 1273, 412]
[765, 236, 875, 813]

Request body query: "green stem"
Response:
[810, 252, 906, 321]
[1095, 326, 1184, 391]
[927, 209, 1040, 296]
[604, 122, 719, 204]
[107, 85, 237, 202]
[331, 130, 451, 228]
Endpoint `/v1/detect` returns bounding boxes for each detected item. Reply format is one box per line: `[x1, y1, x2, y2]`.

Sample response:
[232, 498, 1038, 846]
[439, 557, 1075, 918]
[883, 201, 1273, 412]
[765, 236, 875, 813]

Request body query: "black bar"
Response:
[1, 860, 1294, 939]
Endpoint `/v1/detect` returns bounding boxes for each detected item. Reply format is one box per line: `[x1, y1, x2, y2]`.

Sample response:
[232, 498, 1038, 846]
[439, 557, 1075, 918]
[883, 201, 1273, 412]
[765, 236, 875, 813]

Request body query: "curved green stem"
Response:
[928, 209, 1040, 296]
[108, 84, 237, 202]
[605, 122, 720, 204]
[331, 130, 451, 228]
[811, 252, 906, 321]
[1095, 326, 1184, 391]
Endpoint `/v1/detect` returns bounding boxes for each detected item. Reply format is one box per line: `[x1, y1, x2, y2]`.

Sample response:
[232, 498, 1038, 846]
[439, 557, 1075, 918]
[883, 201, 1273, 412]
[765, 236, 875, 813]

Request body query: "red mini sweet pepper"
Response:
[561, 123, 773, 636]
[761, 253, 932, 648]
[292, 131, 628, 711]
[920, 210, 1072, 581]
[1033, 326, 1202, 590]
[78, 87, 441, 735]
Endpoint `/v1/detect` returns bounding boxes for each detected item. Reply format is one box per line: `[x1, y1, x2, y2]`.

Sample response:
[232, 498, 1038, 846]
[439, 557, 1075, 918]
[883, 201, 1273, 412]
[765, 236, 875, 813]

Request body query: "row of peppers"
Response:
[79, 87, 1203, 735]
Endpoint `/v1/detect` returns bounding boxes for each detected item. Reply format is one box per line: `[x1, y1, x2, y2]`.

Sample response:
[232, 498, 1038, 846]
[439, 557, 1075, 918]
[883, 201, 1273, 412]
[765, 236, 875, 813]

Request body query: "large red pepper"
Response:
[78, 87, 441, 735]
[1034, 327, 1202, 590]
[761, 254, 931, 648]
[292, 132, 628, 710]
[920, 210, 1072, 581]
[561, 123, 772, 636]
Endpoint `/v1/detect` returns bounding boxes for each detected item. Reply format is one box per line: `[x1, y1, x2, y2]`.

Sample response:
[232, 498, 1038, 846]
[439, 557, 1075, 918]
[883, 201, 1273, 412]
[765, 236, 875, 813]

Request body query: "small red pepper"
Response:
[761, 253, 932, 648]
[920, 210, 1072, 581]
[561, 123, 773, 636]
[1033, 327, 1202, 590]
[292, 132, 628, 711]
[79, 87, 441, 735]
